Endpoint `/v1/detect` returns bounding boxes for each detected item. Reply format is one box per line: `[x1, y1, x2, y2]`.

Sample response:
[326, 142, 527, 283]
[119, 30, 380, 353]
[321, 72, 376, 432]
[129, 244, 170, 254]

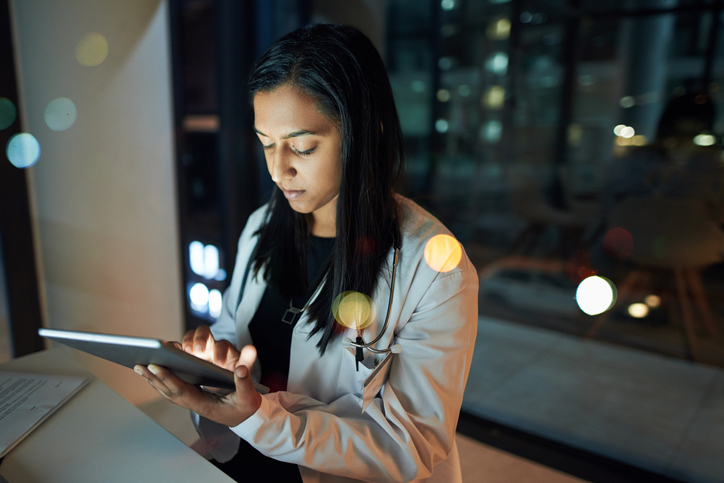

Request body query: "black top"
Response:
[248, 235, 334, 392]
[216, 236, 334, 481]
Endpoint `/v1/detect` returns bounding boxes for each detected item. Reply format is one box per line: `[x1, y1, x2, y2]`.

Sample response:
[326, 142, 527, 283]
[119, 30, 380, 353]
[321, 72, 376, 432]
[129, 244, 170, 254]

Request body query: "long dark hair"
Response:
[248, 24, 404, 354]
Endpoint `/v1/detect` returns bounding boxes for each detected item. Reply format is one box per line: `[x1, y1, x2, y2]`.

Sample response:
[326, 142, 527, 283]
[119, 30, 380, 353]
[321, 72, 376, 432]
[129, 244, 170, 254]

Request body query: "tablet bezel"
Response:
[38, 328, 268, 394]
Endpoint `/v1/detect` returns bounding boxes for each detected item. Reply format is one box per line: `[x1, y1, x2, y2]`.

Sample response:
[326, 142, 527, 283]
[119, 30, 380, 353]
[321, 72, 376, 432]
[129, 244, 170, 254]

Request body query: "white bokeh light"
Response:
[189, 283, 209, 313]
[208, 289, 223, 319]
[576, 276, 617, 316]
[189, 241, 205, 276]
[485, 52, 508, 75]
[628, 303, 649, 318]
[189, 241, 221, 279]
[203, 244, 219, 278]
[693, 134, 715, 146]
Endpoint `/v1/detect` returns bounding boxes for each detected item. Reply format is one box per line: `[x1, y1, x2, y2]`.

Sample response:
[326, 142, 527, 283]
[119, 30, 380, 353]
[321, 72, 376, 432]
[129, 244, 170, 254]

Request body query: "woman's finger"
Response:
[181, 329, 197, 352]
[191, 326, 213, 356]
[214, 339, 241, 370]
[134, 364, 174, 398]
[166, 340, 183, 351]
[134, 364, 214, 412]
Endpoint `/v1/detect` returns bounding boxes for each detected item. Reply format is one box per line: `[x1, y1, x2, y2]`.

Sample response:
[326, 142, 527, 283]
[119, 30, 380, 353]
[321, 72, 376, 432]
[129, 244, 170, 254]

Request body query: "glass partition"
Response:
[386, 0, 724, 481]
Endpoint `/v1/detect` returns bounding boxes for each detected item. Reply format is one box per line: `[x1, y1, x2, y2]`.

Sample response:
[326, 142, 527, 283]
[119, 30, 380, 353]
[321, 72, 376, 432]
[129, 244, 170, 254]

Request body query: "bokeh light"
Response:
[438, 57, 454, 70]
[435, 119, 449, 133]
[483, 85, 506, 109]
[576, 276, 617, 316]
[411, 80, 425, 93]
[0, 98, 17, 129]
[208, 289, 222, 319]
[568, 123, 583, 146]
[615, 134, 647, 146]
[482, 120, 503, 142]
[487, 18, 511, 40]
[189, 282, 209, 313]
[485, 52, 508, 75]
[619, 96, 635, 108]
[602, 227, 634, 260]
[628, 303, 649, 318]
[44, 97, 77, 131]
[424, 234, 462, 273]
[645, 294, 661, 308]
[693, 134, 715, 146]
[189, 241, 205, 276]
[189, 241, 221, 279]
[333, 291, 375, 330]
[6, 133, 41, 168]
[620, 126, 635, 138]
[75, 32, 109, 66]
[437, 89, 451, 102]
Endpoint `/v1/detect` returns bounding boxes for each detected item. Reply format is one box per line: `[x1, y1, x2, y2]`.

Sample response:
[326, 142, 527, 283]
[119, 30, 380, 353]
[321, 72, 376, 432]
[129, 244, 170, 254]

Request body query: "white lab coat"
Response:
[194, 195, 478, 483]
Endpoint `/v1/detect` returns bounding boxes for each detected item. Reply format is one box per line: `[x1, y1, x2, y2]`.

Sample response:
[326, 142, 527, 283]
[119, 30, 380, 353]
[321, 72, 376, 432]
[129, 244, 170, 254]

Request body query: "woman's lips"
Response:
[282, 189, 304, 200]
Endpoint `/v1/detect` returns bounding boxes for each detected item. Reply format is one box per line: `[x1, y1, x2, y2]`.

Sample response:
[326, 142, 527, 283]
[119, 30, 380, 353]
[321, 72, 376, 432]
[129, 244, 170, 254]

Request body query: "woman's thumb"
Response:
[240, 344, 257, 369]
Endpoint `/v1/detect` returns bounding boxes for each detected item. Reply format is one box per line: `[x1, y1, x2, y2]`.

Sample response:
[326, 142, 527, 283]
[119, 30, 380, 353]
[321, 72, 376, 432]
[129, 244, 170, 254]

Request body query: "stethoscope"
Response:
[343, 245, 402, 359]
[235, 239, 402, 362]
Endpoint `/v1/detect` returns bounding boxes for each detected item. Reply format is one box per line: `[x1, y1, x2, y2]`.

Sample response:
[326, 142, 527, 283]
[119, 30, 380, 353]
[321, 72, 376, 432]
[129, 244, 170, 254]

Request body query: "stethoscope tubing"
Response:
[235, 240, 401, 355]
[345, 247, 400, 354]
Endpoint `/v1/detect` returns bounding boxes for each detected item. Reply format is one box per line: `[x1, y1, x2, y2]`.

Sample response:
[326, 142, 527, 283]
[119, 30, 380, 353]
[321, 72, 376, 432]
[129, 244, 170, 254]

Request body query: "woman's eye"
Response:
[293, 146, 316, 157]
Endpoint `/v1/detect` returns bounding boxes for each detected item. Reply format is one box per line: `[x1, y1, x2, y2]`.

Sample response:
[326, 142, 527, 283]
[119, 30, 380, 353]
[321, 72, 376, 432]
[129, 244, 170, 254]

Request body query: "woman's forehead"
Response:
[253, 85, 332, 136]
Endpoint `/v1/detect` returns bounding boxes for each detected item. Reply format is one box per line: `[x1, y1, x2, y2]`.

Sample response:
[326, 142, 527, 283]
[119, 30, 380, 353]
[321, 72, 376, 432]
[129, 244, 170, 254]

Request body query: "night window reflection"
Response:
[387, 0, 724, 480]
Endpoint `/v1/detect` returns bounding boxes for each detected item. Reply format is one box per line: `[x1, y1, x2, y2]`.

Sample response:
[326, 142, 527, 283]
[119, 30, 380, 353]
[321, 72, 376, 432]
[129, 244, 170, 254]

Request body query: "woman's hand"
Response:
[134, 327, 262, 427]
[134, 358, 262, 427]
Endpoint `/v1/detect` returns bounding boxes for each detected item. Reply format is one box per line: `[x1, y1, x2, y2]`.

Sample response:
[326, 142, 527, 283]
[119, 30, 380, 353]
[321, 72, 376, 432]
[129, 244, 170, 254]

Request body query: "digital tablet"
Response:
[38, 328, 268, 394]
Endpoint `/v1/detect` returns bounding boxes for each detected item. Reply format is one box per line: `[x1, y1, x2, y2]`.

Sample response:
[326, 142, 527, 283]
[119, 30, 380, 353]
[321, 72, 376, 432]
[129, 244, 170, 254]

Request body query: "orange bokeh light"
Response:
[424, 234, 462, 273]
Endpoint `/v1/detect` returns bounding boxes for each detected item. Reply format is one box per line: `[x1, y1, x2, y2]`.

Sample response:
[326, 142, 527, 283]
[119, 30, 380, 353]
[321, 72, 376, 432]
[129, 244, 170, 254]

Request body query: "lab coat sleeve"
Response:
[229, 260, 479, 482]
[191, 204, 268, 460]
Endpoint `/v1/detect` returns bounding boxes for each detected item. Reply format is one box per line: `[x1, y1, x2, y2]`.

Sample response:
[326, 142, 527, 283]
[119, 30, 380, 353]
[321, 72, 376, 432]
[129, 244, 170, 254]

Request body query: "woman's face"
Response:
[253, 84, 342, 235]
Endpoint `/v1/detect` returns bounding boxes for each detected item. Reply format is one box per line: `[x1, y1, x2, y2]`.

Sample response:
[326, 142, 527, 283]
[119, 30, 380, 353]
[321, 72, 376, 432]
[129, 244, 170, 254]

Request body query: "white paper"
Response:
[0, 371, 89, 457]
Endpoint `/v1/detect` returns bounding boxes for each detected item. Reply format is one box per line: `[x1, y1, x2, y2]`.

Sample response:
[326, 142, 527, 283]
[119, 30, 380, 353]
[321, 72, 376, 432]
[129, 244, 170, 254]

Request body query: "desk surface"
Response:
[0, 348, 233, 482]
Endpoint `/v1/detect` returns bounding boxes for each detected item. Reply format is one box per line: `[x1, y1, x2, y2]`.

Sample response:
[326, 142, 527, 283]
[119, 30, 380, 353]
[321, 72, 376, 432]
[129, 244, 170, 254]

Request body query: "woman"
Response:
[136, 24, 478, 482]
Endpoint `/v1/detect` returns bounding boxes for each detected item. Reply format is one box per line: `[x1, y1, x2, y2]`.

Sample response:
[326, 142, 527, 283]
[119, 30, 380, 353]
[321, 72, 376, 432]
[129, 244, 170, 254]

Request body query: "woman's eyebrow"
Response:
[253, 127, 318, 139]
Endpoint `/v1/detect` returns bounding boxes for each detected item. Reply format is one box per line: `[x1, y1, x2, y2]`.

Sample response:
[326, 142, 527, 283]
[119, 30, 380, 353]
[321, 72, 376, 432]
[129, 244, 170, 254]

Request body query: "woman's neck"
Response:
[307, 196, 337, 237]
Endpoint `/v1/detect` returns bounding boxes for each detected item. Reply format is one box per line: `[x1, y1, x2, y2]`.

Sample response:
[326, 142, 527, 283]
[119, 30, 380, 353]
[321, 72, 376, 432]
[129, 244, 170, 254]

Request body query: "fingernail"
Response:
[134, 367, 142, 375]
[148, 364, 159, 375]
[235, 367, 245, 378]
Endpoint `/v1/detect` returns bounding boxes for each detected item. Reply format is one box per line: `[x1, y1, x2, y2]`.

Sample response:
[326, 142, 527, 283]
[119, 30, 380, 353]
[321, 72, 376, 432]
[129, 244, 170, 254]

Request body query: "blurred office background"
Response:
[1, 0, 724, 482]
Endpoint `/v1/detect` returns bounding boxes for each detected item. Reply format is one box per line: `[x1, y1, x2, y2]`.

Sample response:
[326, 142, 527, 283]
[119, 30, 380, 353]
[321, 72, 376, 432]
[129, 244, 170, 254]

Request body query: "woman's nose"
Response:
[269, 150, 296, 182]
